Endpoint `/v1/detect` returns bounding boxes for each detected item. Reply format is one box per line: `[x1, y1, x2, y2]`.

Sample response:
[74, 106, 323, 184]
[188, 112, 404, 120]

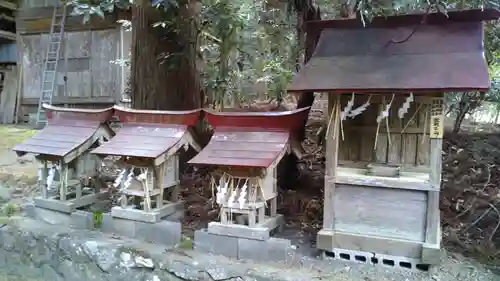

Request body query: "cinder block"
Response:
[164, 210, 184, 222]
[100, 213, 114, 233]
[421, 243, 442, 265]
[135, 220, 181, 247]
[100, 213, 137, 237]
[71, 210, 95, 230]
[22, 203, 36, 219]
[27, 206, 73, 225]
[194, 229, 238, 258]
[237, 237, 293, 263]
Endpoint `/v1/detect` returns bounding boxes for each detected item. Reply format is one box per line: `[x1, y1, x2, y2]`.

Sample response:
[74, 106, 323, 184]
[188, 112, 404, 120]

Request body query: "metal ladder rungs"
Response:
[36, 4, 67, 128]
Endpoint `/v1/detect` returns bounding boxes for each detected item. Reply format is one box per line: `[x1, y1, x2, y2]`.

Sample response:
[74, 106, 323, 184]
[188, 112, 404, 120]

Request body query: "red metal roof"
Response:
[91, 124, 188, 158]
[13, 105, 114, 158]
[14, 120, 102, 158]
[188, 127, 289, 168]
[189, 108, 310, 168]
[288, 9, 500, 93]
[113, 106, 200, 126]
[204, 107, 311, 131]
[91, 107, 201, 159]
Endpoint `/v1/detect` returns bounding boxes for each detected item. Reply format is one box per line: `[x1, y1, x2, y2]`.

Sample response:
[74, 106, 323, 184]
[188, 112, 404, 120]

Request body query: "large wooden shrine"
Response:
[288, 8, 500, 267]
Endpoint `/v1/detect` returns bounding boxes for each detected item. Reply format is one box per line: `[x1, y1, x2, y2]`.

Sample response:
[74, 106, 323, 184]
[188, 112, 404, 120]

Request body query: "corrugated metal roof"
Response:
[188, 127, 289, 168]
[91, 124, 187, 158]
[288, 9, 500, 93]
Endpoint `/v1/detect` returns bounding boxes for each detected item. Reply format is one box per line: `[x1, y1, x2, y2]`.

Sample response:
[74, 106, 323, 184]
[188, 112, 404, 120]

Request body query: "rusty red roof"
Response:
[204, 107, 311, 131]
[189, 108, 310, 168]
[91, 107, 201, 159]
[13, 105, 114, 158]
[188, 127, 289, 168]
[91, 124, 188, 158]
[288, 9, 500, 93]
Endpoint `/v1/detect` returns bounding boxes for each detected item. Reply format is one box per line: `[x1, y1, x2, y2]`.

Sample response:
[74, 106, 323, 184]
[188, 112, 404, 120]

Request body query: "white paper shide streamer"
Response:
[216, 177, 228, 205]
[347, 95, 372, 119]
[340, 93, 355, 121]
[114, 169, 127, 188]
[377, 97, 393, 124]
[398, 92, 414, 119]
[238, 181, 248, 209]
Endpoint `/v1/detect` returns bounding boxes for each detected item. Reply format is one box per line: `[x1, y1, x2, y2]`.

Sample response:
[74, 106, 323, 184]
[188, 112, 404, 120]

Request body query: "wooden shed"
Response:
[0, 0, 20, 124]
[15, 0, 132, 123]
[288, 9, 500, 267]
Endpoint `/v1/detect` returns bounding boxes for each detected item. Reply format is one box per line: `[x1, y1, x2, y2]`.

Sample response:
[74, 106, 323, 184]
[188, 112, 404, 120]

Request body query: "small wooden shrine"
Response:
[288, 9, 500, 267]
[189, 108, 309, 238]
[13, 104, 114, 213]
[91, 106, 201, 223]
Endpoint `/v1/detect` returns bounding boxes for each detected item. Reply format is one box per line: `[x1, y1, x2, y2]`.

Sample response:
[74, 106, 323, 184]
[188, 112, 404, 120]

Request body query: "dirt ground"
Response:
[1, 99, 500, 280]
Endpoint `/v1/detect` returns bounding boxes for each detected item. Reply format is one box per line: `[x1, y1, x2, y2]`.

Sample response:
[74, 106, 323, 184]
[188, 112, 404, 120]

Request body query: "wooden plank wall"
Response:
[18, 28, 123, 122]
[338, 93, 433, 169]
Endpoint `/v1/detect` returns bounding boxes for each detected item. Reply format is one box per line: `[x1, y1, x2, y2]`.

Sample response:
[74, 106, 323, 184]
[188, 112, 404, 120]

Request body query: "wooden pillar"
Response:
[323, 93, 340, 230]
[156, 162, 164, 207]
[59, 163, 69, 201]
[423, 95, 444, 263]
[40, 160, 48, 198]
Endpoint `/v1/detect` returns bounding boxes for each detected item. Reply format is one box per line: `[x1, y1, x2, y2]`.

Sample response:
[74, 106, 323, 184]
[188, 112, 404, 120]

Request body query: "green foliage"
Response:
[2, 203, 19, 217]
[92, 211, 103, 228]
[68, 0, 500, 112]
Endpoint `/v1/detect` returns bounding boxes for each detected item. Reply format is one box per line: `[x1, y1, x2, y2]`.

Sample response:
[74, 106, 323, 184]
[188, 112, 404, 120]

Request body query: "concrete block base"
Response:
[101, 213, 182, 247]
[421, 243, 443, 265]
[33, 191, 107, 214]
[206, 214, 284, 240]
[323, 248, 430, 272]
[194, 229, 239, 258]
[111, 201, 183, 223]
[24, 204, 95, 230]
[194, 215, 293, 263]
[317, 228, 438, 270]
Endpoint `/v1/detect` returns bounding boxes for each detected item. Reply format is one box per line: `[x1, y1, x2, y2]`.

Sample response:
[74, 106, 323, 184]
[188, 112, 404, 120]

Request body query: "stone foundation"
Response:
[193, 214, 294, 262]
[0, 217, 313, 281]
[23, 204, 183, 247]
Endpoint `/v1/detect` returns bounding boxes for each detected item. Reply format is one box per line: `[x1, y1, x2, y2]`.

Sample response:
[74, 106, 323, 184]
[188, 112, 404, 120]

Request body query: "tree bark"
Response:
[130, 2, 201, 110]
[279, 2, 321, 190]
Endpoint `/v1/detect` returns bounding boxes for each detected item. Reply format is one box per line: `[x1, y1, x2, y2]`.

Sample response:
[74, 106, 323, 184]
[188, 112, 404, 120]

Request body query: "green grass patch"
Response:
[0, 125, 37, 150]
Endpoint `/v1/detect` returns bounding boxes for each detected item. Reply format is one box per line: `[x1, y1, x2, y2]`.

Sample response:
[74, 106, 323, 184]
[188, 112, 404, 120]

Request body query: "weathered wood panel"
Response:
[338, 93, 432, 168]
[91, 29, 119, 98]
[334, 183, 427, 242]
[0, 67, 18, 123]
[16, 5, 130, 34]
[62, 31, 91, 98]
[20, 34, 44, 98]
[20, 28, 122, 105]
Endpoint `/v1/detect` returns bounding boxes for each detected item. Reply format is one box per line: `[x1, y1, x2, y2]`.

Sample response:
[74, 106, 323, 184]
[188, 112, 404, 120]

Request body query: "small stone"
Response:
[135, 256, 154, 268]
[0, 186, 12, 201]
[119, 252, 135, 268]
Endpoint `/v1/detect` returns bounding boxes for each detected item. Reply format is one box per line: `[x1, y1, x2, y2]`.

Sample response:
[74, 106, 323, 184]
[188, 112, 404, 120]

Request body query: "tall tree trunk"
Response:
[131, 1, 201, 110]
[279, 1, 321, 190]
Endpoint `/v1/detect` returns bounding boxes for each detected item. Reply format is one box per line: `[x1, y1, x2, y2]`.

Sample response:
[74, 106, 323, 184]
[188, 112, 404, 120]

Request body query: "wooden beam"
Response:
[0, 13, 14, 22]
[0, 29, 15, 41]
[22, 97, 116, 105]
[0, 1, 16, 11]
[16, 7, 131, 34]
